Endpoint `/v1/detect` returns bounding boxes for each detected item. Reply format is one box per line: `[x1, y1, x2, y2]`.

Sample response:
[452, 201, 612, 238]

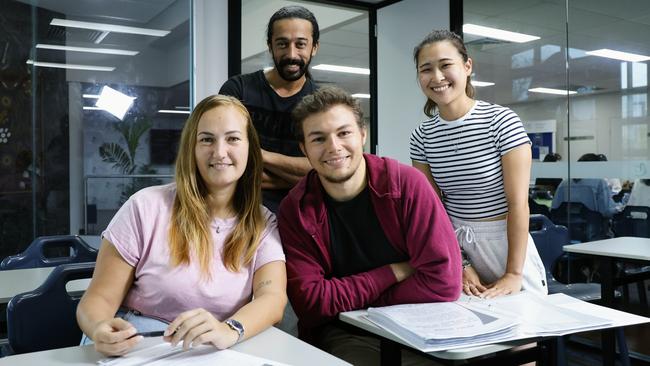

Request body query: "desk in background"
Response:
[564, 236, 650, 365]
[0, 267, 90, 304]
[0, 327, 351, 366]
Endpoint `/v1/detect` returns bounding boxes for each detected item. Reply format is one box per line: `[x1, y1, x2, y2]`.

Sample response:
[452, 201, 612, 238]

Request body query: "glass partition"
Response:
[240, 0, 371, 150]
[0, 0, 190, 258]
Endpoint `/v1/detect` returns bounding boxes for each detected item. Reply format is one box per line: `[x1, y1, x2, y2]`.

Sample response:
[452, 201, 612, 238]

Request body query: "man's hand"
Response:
[389, 261, 415, 282]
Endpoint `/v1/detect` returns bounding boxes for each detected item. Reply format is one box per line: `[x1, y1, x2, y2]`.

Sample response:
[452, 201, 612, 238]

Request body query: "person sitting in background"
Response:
[76, 95, 287, 356]
[627, 179, 650, 208]
[551, 153, 622, 218]
[535, 153, 563, 196]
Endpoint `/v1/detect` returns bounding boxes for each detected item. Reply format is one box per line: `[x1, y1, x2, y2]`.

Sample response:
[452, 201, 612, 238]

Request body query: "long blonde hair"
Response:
[169, 95, 265, 275]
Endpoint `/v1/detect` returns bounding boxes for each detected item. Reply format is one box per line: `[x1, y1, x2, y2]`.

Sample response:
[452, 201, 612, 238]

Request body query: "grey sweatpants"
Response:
[452, 217, 548, 296]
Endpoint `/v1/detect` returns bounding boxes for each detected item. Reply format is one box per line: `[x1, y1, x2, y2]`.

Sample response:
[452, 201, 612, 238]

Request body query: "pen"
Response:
[128, 330, 166, 338]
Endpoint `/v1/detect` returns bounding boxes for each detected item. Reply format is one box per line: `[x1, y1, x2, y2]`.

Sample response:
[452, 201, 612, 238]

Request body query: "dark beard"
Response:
[273, 54, 311, 81]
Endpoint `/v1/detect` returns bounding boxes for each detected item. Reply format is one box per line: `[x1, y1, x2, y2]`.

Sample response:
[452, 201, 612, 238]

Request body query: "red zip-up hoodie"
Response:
[278, 154, 462, 341]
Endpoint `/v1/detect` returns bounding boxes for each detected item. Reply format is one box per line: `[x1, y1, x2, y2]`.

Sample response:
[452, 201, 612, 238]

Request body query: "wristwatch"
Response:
[460, 249, 471, 270]
[225, 319, 245, 343]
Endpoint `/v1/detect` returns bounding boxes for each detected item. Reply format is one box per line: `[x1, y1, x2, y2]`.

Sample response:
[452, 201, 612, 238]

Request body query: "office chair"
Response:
[0, 235, 98, 270]
[613, 206, 650, 238]
[6, 262, 95, 354]
[549, 202, 610, 243]
[530, 214, 602, 301]
[529, 214, 630, 366]
[612, 206, 650, 312]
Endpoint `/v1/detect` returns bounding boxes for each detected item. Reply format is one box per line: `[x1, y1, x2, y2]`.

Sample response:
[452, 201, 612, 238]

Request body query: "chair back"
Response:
[0, 235, 98, 270]
[7, 262, 95, 354]
[549, 202, 609, 242]
[529, 214, 569, 280]
[613, 206, 650, 238]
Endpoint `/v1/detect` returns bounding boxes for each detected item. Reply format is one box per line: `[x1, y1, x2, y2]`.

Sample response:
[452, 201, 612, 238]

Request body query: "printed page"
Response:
[459, 292, 611, 335]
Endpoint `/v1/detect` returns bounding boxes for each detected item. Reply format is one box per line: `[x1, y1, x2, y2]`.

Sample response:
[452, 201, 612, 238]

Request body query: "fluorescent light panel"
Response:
[529, 87, 577, 95]
[83, 94, 100, 99]
[26, 59, 114, 72]
[83, 106, 103, 110]
[158, 110, 190, 114]
[472, 81, 495, 87]
[351, 93, 371, 99]
[463, 24, 540, 43]
[51, 18, 170, 37]
[36, 43, 138, 56]
[586, 48, 650, 63]
[312, 64, 370, 75]
[96, 86, 135, 120]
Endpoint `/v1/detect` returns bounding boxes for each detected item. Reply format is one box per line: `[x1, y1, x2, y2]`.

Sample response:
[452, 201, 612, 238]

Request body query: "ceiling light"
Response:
[472, 81, 495, 87]
[83, 106, 103, 110]
[96, 86, 135, 120]
[50, 18, 170, 37]
[529, 87, 577, 95]
[175, 106, 190, 110]
[351, 93, 371, 99]
[312, 64, 370, 75]
[26, 59, 114, 72]
[83, 94, 100, 99]
[36, 43, 139, 56]
[463, 24, 540, 43]
[158, 110, 190, 114]
[586, 49, 650, 63]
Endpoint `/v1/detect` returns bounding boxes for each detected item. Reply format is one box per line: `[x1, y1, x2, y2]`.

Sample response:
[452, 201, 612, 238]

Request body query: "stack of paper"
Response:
[367, 302, 518, 351]
[459, 292, 612, 336]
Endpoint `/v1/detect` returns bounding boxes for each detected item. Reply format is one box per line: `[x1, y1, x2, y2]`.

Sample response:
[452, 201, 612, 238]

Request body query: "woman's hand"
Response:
[462, 266, 487, 296]
[164, 308, 239, 350]
[91, 318, 142, 356]
[480, 273, 523, 299]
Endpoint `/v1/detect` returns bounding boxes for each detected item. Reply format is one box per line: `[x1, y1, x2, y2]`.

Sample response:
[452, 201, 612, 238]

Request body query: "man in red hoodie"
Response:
[278, 86, 462, 365]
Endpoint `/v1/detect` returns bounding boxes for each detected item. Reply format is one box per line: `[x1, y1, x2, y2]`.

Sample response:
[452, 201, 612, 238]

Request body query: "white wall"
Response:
[377, 0, 449, 163]
[193, 0, 229, 104]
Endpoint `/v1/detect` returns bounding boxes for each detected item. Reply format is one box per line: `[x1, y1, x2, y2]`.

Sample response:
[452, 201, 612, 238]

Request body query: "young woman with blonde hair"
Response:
[77, 95, 287, 356]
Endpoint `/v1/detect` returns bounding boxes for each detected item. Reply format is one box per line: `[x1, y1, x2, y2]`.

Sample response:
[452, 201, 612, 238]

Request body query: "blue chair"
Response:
[0, 235, 98, 270]
[6, 262, 95, 354]
[549, 202, 610, 242]
[529, 214, 601, 301]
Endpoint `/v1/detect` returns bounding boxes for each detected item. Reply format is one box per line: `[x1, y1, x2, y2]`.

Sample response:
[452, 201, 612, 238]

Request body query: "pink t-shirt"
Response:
[102, 183, 285, 323]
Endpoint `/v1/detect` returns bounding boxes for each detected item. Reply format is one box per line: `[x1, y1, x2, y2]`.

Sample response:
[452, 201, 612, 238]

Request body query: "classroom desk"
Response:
[564, 236, 650, 365]
[78, 235, 102, 250]
[339, 310, 536, 366]
[0, 326, 351, 366]
[0, 267, 90, 304]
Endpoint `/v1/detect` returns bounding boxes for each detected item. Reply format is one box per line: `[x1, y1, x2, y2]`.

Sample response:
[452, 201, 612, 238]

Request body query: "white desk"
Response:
[78, 235, 102, 250]
[0, 326, 351, 366]
[564, 236, 650, 365]
[0, 267, 90, 304]
[563, 236, 650, 262]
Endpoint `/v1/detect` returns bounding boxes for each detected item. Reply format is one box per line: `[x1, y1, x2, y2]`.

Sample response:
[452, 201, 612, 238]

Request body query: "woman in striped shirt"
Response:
[409, 30, 547, 298]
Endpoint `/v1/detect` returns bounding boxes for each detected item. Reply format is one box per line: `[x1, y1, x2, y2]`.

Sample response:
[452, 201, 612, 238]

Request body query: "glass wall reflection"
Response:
[0, 0, 190, 256]
[464, 0, 650, 243]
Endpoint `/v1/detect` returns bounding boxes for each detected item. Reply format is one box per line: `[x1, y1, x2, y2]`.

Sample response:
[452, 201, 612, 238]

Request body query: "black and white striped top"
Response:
[409, 100, 531, 220]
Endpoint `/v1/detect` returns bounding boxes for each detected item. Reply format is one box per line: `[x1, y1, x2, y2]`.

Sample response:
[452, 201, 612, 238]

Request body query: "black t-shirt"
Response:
[219, 70, 318, 157]
[325, 187, 408, 278]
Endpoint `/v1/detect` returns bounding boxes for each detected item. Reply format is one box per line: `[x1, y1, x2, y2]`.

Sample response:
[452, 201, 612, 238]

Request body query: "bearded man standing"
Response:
[220, 5, 319, 212]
